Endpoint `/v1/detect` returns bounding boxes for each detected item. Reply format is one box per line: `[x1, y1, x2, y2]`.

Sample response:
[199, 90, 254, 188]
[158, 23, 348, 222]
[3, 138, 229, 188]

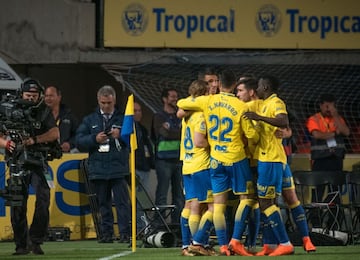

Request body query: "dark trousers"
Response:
[11, 170, 50, 250]
[155, 159, 184, 224]
[92, 178, 131, 239]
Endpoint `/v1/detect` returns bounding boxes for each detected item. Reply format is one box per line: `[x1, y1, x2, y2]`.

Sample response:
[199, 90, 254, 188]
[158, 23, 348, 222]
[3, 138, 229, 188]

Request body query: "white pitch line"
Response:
[98, 250, 133, 260]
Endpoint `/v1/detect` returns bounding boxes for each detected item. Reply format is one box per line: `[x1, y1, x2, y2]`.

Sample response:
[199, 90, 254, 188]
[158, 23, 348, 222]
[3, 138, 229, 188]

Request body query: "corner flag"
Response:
[120, 94, 137, 252]
[121, 94, 137, 151]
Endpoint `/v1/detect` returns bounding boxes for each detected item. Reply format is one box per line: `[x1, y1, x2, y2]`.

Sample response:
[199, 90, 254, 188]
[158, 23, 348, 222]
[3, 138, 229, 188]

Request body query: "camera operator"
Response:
[9, 78, 60, 256]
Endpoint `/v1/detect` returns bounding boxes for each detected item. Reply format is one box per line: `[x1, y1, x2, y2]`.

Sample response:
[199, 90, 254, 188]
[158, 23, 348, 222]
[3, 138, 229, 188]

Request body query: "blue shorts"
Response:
[282, 163, 295, 190]
[183, 169, 213, 202]
[210, 157, 255, 195]
[257, 161, 284, 199]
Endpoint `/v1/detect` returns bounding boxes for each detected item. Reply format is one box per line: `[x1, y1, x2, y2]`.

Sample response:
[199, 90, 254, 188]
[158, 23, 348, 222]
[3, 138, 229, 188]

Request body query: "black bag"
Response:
[288, 231, 345, 246]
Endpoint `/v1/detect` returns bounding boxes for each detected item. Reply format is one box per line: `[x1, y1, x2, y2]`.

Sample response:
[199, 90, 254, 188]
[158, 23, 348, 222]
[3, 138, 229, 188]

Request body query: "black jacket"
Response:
[135, 121, 154, 171]
[57, 104, 79, 150]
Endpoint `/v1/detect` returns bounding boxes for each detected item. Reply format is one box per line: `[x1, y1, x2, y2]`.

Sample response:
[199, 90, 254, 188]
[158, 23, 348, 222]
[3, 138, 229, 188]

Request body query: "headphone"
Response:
[20, 77, 45, 96]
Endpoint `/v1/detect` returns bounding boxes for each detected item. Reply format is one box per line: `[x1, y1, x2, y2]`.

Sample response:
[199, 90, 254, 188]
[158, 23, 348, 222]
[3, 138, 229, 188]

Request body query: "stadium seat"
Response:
[348, 172, 360, 244]
[293, 171, 350, 238]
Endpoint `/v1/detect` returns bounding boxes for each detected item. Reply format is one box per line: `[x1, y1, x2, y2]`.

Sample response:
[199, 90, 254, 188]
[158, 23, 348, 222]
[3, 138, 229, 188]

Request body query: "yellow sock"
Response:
[189, 214, 201, 236]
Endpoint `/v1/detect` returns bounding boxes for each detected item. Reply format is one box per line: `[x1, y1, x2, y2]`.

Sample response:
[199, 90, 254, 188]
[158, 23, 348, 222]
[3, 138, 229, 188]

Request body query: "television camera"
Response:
[0, 93, 62, 206]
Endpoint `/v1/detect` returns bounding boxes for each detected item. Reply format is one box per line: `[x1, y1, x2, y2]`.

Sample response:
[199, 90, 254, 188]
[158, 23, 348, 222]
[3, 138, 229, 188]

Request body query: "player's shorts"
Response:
[183, 169, 213, 202]
[210, 157, 255, 195]
[257, 161, 284, 199]
[282, 163, 295, 190]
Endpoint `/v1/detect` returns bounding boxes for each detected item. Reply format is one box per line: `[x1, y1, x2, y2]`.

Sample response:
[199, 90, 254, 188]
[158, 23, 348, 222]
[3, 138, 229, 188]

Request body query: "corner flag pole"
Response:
[120, 94, 137, 252]
[130, 128, 136, 252]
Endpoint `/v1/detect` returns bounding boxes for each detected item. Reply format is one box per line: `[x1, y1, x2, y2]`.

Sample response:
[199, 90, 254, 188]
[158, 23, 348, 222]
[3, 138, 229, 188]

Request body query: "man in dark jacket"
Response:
[134, 102, 154, 190]
[45, 85, 79, 152]
[151, 88, 184, 224]
[76, 85, 131, 243]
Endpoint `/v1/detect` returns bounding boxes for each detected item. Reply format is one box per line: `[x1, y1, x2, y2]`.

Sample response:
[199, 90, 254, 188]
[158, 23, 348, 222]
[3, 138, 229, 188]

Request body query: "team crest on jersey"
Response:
[265, 186, 275, 197]
[210, 159, 219, 169]
[255, 4, 281, 37]
[122, 3, 148, 36]
[200, 121, 206, 131]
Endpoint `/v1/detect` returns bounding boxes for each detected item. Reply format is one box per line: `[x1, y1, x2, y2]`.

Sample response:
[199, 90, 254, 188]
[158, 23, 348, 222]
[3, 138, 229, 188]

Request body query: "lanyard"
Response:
[318, 113, 331, 132]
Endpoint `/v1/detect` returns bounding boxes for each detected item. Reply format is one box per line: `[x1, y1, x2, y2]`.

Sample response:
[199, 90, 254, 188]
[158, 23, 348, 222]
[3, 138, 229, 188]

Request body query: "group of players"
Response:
[177, 68, 316, 256]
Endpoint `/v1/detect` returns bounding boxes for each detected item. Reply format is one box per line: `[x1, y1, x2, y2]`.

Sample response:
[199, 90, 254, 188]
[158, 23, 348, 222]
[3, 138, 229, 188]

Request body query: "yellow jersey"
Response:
[180, 111, 210, 175]
[177, 92, 258, 164]
[245, 99, 263, 166]
[256, 94, 287, 164]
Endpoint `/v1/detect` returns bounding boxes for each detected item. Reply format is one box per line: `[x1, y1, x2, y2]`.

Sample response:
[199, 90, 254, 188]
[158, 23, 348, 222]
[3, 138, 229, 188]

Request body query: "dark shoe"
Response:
[12, 248, 30, 255]
[98, 237, 114, 243]
[31, 244, 44, 255]
[118, 234, 130, 243]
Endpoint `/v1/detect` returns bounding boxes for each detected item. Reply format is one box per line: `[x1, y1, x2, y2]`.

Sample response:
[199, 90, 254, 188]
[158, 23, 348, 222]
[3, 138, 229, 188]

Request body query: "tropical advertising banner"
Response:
[104, 0, 360, 49]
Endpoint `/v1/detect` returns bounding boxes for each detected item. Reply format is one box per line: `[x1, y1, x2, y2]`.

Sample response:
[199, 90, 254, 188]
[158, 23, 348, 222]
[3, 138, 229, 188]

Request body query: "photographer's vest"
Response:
[155, 111, 181, 160]
[309, 113, 346, 160]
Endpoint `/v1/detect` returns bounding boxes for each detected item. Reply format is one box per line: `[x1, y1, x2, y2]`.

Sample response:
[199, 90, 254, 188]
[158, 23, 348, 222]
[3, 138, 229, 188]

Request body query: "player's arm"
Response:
[176, 108, 193, 119]
[194, 114, 208, 148]
[194, 131, 208, 148]
[244, 111, 289, 128]
[241, 116, 259, 143]
[177, 96, 206, 111]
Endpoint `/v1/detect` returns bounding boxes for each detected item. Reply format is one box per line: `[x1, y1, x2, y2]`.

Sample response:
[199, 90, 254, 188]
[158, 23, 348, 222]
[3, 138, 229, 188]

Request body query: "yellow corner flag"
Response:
[120, 94, 137, 251]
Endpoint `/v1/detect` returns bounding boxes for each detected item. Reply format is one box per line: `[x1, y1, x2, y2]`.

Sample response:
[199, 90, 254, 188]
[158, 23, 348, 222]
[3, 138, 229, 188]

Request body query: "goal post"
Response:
[102, 50, 360, 154]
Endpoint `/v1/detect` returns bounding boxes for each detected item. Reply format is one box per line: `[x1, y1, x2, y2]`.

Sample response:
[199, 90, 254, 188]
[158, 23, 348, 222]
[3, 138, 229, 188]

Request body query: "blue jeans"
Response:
[155, 159, 184, 224]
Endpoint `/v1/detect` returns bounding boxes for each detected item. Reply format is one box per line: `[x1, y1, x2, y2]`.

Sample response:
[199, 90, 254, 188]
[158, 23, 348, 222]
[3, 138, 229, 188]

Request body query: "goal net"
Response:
[102, 50, 360, 154]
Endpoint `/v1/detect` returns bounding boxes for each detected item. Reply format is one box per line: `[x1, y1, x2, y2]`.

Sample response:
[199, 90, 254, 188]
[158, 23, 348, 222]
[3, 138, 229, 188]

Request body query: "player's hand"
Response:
[275, 128, 292, 139]
[243, 111, 261, 121]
